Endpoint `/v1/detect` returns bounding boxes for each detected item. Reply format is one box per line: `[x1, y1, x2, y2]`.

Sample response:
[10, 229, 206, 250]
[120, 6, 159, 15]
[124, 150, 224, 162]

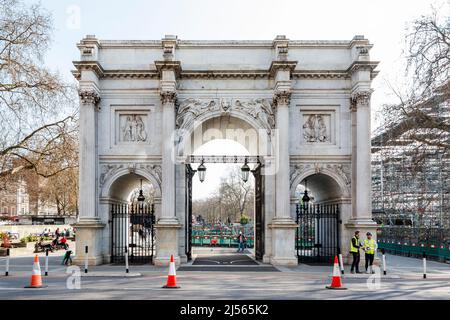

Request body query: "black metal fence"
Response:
[296, 203, 340, 264]
[111, 203, 155, 264]
[377, 226, 450, 261]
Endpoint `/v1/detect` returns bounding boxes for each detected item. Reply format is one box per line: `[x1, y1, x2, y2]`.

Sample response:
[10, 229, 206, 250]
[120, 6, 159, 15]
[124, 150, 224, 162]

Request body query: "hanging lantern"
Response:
[137, 179, 146, 203]
[197, 160, 206, 183]
[241, 158, 250, 183]
[302, 179, 310, 204]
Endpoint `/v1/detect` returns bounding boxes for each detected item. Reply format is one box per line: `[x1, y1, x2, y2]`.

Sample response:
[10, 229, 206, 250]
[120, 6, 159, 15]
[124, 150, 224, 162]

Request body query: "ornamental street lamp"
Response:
[302, 179, 310, 206]
[241, 158, 250, 183]
[137, 179, 146, 203]
[197, 159, 206, 183]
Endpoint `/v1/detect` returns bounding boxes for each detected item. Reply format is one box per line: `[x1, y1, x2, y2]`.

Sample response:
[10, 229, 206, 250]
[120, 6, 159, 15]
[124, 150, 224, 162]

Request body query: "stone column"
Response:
[267, 37, 299, 266]
[154, 36, 182, 266]
[353, 91, 373, 222]
[73, 89, 105, 266]
[344, 39, 379, 264]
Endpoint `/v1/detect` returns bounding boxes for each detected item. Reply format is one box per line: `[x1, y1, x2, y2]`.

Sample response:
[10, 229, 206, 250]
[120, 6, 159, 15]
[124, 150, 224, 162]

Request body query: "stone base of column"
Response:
[72, 218, 105, 266]
[154, 221, 182, 266]
[343, 219, 380, 267]
[268, 218, 298, 266]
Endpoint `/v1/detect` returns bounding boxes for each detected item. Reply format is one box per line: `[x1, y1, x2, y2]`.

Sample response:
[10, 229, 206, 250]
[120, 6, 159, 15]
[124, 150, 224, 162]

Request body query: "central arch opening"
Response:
[181, 114, 268, 266]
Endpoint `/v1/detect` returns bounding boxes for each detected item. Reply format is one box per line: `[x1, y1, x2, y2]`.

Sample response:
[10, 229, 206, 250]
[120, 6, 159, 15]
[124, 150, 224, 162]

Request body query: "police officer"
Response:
[350, 230, 362, 274]
[363, 232, 376, 274]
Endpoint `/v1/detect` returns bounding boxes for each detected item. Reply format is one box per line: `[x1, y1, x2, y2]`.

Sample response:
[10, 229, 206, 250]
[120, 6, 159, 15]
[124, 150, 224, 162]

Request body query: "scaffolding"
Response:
[371, 96, 449, 260]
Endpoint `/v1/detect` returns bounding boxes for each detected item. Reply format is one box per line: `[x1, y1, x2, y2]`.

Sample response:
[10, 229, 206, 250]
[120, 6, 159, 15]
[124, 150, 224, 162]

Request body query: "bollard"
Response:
[337, 248, 344, 275]
[381, 248, 387, 276]
[422, 252, 427, 279]
[84, 246, 88, 274]
[45, 249, 49, 276]
[5, 248, 10, 276]
[125, 247, 129, 274]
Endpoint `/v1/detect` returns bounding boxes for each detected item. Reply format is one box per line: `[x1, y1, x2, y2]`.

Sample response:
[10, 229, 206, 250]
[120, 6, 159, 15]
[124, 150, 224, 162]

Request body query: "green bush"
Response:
[20, 235, 52, 243]
[240, 215, 250, 225]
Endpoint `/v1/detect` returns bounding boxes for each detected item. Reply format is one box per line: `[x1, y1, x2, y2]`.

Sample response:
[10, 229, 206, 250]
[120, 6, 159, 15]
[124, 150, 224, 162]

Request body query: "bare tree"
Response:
[192, 167, 255, 224]
[381, 5, 449, 152]
[0, 0, 78, 186]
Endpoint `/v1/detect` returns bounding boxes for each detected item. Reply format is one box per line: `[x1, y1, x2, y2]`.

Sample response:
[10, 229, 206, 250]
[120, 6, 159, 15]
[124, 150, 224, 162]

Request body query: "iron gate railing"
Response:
[111, 203, 155, 264]
[377, 226, 450, 261]
[296, 203, 340, 264]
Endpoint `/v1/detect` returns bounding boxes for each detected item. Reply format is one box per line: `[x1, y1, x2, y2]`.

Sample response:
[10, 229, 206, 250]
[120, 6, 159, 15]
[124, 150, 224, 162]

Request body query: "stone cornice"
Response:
[269, 60, 297, 77]
[72, 68, 357, 81]
[72, 61, 104, 79]
[292, 70, 350, 79]
[154, 60, 182, 78]
[95, 39, 365, 49]
[181, 70, 269, 79]
[347, 61, 379, 76]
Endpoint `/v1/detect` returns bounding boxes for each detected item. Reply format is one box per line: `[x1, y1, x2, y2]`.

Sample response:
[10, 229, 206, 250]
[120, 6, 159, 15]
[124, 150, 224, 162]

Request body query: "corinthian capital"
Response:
[273, 90, 291, 106]
[79, 89, 101, 106]
[161, 91, 177, 104]
[350, 90, 372, 109]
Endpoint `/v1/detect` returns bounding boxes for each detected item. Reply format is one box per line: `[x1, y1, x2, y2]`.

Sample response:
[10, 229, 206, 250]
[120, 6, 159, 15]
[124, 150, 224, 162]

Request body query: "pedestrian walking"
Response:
[237, 232, 246, 253]
[62, 250, 72, 266]
[350, 230, 362, 274]
[363, 232, 377, 274]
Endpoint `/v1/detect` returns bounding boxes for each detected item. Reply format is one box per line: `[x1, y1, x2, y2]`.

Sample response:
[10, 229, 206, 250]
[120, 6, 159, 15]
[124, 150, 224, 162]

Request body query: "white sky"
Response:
[34, 0, 447, 199]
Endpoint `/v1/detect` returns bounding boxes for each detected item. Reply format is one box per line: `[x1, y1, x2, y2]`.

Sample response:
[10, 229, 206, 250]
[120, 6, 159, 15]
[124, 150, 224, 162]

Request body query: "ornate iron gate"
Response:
[253, 164, 265, 261]
[111, 203, 155, 264]
[296, 203, 340, 264]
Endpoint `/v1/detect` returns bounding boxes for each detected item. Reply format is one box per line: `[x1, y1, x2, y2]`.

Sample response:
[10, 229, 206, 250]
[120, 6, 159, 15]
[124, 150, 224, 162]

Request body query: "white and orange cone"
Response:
[25, 255, 47, 288]
[162, 255, 180, 289]
[326, 255, 347, 290]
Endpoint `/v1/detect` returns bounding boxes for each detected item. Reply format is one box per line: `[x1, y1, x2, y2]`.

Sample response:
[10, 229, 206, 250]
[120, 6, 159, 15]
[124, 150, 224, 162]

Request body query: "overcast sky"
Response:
[36, 0, 446, 199]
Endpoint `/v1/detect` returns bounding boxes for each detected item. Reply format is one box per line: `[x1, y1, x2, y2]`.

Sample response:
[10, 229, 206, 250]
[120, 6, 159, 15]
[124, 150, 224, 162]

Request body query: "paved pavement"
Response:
[0, 249, 449, 300]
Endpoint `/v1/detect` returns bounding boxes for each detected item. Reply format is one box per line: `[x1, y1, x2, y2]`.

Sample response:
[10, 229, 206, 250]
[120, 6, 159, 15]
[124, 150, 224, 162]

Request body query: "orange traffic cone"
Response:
[25, 255, 47, 288]
[162, 255, 180, 289]
[326, 255, 347, 290]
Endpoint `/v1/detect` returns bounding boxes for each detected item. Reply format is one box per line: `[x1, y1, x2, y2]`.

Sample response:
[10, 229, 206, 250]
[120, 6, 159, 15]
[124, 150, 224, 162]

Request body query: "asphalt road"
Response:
[0, 253, 449, 300]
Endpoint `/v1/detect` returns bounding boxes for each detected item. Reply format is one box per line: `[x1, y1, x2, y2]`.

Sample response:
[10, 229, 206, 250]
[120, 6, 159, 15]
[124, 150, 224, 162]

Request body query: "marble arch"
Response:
[73, 34, 379, 266]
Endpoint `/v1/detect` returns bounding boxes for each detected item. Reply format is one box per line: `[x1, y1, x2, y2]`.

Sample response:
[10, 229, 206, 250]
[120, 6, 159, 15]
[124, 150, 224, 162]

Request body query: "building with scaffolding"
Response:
[371, 94, 450, 261]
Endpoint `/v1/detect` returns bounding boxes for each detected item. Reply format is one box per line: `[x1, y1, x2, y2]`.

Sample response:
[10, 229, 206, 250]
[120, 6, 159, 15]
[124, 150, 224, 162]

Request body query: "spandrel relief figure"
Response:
[303, 114, 330, 143]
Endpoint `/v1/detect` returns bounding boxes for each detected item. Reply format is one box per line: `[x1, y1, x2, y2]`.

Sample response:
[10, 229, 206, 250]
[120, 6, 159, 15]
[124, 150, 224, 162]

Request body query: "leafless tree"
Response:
[381, 5, 449, 152]
[193, 167, 255, 224]
[0, 0, 78, 186]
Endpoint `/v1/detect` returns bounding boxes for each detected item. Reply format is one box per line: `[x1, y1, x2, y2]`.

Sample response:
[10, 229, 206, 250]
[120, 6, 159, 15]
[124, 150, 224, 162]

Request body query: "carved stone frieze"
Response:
[99, 163, 162, 190]
[175, 98, 275, 134]
[289, 162, 351, 189]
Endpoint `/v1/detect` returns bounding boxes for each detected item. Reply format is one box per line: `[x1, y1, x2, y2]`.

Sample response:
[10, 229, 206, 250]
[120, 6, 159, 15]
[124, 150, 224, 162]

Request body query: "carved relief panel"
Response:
[108, 105, 156, 150]
[119, 114, 148, 143]
[299, 107, 337, 146]
[302, 114, 331, 143]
